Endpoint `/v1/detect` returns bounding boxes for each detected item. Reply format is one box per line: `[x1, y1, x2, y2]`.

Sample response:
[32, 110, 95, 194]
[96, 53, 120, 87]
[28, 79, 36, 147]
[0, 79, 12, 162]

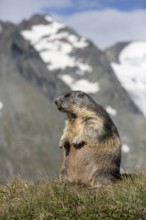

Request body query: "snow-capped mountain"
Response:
[109, 42, 146, 117]
[20, 15, 99, 94]
[0, 14, 146, 181]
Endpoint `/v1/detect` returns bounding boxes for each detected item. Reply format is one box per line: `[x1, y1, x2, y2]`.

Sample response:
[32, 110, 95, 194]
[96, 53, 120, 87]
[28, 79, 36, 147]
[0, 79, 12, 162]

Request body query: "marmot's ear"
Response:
[78, 91, 84, 98]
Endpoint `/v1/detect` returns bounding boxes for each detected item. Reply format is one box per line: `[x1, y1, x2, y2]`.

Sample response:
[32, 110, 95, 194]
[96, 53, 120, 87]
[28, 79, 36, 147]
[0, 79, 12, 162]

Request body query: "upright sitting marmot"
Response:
[55, 91, 121, 187]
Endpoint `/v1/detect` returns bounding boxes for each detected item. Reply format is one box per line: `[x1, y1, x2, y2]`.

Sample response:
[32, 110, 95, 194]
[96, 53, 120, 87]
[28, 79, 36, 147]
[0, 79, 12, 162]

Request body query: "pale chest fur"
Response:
[64, 118, 83, 144]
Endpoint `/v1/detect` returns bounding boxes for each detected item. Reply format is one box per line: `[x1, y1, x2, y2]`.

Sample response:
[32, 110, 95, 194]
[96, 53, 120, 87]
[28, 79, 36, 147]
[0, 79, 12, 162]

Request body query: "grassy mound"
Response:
[0, 174, 146, 219]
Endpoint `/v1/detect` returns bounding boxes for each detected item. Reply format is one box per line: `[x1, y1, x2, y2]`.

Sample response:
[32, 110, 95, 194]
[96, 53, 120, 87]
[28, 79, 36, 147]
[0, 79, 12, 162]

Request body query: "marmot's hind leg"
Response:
[91, 172, 119, 187]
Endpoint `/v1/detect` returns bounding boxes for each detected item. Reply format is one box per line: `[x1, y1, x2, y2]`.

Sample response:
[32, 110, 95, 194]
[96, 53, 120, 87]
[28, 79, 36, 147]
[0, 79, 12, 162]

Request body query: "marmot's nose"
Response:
[55, 97, 61, 105]
[54, 99, 58, 105]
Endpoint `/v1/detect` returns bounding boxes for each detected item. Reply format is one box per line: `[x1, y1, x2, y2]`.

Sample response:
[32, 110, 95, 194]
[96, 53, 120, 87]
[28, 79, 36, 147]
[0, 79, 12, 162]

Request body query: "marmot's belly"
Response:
[63, 144, 119, 184]
[64, 145, 99, 184]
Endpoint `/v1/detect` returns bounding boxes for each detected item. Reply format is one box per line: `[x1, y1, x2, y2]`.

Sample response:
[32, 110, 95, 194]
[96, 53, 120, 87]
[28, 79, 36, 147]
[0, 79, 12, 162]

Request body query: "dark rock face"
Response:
[0, 14, 146, 181]
[105, 42, 131, 63]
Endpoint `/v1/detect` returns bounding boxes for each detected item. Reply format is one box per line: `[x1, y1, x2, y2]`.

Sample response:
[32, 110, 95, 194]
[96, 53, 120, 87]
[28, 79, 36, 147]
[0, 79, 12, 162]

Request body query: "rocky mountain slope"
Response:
[0, 19, 69, 181]
[0, 14, 146, 181]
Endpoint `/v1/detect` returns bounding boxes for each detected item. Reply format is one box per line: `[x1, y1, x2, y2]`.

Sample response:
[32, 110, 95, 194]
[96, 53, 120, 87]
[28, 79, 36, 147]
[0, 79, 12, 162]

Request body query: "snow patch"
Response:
[76, 62, 92, 74]
[48, 32, 69, 41]
[0, 102, 3, 110]
[21, 15, 91, 75]
[111, 41, 146, 117]
[47, 31, 88, 48]
[21, 22, 65, 45]
[45, 15, 54, 23]
[59, 74, 100, 94]
[68, 35, 88, 48]
[40, 51, 75, 70]
[122, 144, 130, 153]
[106, 106, 117, 116]
[0, 101, 3, 117]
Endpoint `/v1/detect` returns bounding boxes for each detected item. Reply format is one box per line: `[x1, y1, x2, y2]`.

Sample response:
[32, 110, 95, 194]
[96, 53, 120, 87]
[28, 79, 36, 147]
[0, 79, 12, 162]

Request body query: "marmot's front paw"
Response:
[73, 136, 85, 147]
[59, 139, 70, 149]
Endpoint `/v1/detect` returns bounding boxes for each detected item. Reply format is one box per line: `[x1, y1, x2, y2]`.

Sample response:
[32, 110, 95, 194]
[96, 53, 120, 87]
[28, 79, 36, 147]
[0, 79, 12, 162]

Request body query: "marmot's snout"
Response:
[55, 96, 64, 112]
[54, 98, 59, 106]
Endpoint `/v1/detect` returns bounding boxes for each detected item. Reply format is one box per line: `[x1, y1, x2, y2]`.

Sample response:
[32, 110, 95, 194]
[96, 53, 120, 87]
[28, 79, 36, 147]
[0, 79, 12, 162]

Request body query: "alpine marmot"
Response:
[55, 91, 121, 187]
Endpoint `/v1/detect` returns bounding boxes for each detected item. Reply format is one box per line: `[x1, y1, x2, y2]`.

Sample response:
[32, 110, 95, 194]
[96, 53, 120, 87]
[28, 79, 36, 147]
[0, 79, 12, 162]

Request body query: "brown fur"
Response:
[55, 91, 121, 187]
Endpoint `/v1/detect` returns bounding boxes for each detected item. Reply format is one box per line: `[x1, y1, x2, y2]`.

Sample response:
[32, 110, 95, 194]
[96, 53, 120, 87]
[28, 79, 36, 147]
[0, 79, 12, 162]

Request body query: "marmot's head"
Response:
[55, 91, 97, 117]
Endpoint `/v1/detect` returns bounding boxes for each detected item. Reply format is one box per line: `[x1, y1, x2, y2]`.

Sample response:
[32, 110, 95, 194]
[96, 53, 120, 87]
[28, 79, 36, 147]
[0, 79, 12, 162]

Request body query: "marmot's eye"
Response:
[78, 92, 84, 98]
[64, 93, 71, 98]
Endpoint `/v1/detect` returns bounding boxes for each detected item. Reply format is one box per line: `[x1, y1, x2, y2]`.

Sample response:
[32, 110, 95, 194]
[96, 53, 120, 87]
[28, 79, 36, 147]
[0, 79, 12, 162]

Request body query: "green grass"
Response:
[0, 174, 146, 219]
